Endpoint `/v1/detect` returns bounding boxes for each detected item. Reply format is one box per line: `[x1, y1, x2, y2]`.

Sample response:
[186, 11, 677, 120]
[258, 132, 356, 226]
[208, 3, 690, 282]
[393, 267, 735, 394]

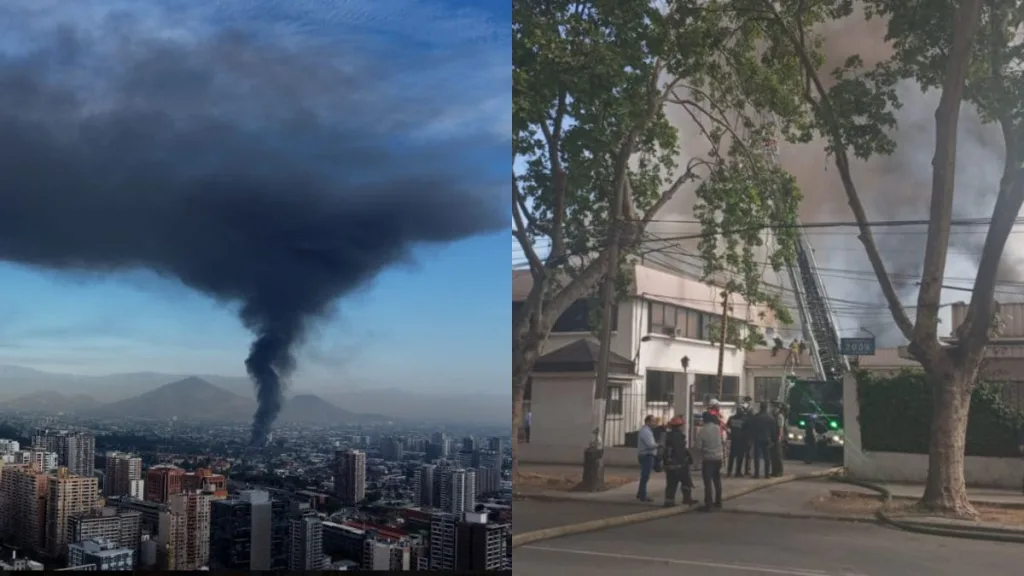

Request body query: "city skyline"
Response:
[0, 0, 511, 396]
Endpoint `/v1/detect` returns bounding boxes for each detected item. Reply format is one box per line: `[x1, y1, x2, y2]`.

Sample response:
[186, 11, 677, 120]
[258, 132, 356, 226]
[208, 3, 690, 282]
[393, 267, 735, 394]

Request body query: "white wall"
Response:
[529, 374, 595, 449]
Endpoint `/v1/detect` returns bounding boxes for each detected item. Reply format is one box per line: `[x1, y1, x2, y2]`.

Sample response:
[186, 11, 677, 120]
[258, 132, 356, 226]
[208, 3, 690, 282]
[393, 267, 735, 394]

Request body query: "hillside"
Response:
[0, 365, 505, 424]
[85, 377, 256, 421]
[1, 390, 99, 413]
[277, 394, 386, 425]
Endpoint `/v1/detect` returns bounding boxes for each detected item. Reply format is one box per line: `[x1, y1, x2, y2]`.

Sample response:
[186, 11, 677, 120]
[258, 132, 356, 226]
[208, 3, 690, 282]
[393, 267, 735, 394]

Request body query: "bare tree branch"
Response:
[539, 88, 569, 260]
[961, 123, 1024, 351]
[913, 0, 985, 349]
[760, 0, 916, 342]
[640, 157, 705, 225]
[512, 174, 546, 276]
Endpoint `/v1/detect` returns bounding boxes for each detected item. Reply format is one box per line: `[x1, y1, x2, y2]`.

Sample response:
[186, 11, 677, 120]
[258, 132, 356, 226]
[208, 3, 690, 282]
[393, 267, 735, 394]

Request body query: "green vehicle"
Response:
[780, 378, 844, 461]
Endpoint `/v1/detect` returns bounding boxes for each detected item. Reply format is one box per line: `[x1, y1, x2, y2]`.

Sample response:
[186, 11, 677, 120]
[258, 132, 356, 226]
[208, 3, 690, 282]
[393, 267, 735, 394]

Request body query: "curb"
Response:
[511, 467, 841, 549]
[829, 475, 1024, 544]
[828, 488, 1024, 511]
[718, 508, 873, 524]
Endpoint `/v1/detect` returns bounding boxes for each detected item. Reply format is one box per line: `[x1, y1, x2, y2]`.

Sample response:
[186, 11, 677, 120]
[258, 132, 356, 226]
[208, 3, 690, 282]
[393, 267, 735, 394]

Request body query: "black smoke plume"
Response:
[0, 23, 505, 445]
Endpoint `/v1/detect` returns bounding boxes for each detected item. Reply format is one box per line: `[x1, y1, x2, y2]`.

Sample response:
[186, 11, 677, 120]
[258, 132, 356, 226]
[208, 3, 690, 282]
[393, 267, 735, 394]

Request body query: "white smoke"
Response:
[648, 12, 1024, 347]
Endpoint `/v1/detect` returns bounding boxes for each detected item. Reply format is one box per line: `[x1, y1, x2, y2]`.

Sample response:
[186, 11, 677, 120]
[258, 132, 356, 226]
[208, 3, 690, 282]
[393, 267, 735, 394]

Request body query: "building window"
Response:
[512, 299, 618, 333]
[754, 376, 783, 402]
[647, 300, 714, 340]
[694, 374, 740, 401]
[645, 370, 676, 403]
[607, 386, 623, 416]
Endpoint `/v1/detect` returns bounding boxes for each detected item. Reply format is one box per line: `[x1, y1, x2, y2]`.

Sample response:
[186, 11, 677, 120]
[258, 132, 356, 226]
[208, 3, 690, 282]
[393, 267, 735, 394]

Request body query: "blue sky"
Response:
[0, 0, 510, 394]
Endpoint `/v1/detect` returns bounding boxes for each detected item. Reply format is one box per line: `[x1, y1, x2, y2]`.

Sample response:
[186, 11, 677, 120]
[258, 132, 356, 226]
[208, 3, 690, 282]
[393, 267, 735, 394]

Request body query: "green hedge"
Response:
[857, 369, 1024, 458]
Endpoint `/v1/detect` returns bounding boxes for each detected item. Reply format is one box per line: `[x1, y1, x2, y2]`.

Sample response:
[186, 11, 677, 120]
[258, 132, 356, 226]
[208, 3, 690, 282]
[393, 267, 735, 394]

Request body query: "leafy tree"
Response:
[512, 0, 811, 482]
[752, 0, 1021, 516]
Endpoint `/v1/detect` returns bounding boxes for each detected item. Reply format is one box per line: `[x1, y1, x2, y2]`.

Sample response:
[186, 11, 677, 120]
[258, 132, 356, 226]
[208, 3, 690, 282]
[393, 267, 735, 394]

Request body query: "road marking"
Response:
[522, 545, 833, 576]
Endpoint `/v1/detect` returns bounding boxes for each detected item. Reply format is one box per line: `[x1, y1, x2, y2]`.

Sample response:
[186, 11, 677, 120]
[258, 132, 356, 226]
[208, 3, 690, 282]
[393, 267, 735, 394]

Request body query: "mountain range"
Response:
[3, 376, 383, 425]
[0, 365, 507, 424]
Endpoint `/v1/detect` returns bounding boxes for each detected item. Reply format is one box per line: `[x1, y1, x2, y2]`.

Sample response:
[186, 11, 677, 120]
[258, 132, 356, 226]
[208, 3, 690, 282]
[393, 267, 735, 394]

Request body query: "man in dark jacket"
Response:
[770, 402, 785, 477]
[662, 417, 696, 507]
[746, 402, 775, 478]
[726, 407, 749, 477]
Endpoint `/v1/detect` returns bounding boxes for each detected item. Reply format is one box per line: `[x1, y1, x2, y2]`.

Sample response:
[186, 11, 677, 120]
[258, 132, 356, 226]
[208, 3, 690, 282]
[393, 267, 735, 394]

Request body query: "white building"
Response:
[515, 263, 781, 465]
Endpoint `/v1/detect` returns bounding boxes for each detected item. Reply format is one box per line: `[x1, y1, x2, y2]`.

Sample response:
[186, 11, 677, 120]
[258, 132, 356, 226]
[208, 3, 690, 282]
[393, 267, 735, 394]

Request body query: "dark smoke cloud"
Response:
[0, 23, 506, 444]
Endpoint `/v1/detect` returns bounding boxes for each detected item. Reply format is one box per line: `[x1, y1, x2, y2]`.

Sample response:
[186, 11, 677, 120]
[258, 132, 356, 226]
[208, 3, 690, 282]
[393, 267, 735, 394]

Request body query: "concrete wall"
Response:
[843, 372, 1023, 490]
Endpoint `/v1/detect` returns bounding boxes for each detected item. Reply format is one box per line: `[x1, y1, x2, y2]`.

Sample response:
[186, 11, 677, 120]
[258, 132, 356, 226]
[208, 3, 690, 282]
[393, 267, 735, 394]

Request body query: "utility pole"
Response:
[579, 187, 627, 492]
[715, 291, 730, 400]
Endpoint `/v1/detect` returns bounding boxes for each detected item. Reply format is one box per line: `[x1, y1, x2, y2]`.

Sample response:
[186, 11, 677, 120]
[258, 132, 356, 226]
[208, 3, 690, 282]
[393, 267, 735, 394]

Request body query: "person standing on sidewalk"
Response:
[696, 411, 724, 511]
[770, 402, 786, 477]
[746, 402, 774, 478]
[662, 417, 696, 507]
[726, 406, 749, 477]
[636, 415, 658, 502]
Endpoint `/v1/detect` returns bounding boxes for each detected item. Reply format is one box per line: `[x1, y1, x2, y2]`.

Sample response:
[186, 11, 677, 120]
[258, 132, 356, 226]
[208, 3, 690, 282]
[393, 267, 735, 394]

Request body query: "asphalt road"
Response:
[513, 512, 1022, 576]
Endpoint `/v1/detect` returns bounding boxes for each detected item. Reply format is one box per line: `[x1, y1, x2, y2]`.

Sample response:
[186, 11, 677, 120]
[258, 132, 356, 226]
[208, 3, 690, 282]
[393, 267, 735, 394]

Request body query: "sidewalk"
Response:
[518, 461, 832, 506]
[722, 477, 1024, 538]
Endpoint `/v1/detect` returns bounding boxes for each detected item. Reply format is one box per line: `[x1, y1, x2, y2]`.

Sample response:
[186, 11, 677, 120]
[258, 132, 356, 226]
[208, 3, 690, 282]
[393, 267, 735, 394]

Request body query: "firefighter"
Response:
[662, 416, 696, 507]
[726, 402, 750, 477]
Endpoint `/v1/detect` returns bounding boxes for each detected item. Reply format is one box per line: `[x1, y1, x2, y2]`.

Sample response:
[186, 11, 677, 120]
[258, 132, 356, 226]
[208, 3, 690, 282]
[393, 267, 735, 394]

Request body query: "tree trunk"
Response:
[511, 370, 526, 487]
[919, 361, 977, 518]
[512, 332, 541, 486]
[715, 291, 729, 399]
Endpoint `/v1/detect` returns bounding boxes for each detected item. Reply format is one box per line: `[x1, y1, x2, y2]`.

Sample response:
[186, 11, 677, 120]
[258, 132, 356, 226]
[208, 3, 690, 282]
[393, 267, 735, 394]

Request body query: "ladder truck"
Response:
[758, 128, 848, 460]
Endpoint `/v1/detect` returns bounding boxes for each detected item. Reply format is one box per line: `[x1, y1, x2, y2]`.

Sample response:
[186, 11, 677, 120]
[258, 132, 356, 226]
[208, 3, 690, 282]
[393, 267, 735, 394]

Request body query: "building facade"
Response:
[32, 430, 95, 477]
[209, 490, 289, 571]
[45, 468, 99, 558]
[333, 449, 366, 506]
[103, 453, 142, 499]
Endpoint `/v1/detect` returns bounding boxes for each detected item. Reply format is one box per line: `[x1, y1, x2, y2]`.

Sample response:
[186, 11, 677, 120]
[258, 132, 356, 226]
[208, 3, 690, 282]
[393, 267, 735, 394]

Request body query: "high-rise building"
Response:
[439, 468, 476, 515]
[182, 468, 228, 500]
[478, 450, 502, 472]
[69, 507, 143, 560]
[381, 437, 404, 462]
[104, 453, 143, 498]
[362, 536, 411, 570]
[156, 492, 210, 570]
[333, 449, 366, 506]
[12, 450, 59, 472]
[210, 490, 289, 571]
[45, 468, 99, 558]
[425, 442, 444, 462]
[67, 538, 135, 571]
[0, 464, 49, 553]
[455, 511, 511, 571]
[32, 430, 95, 477]
[486, 437, 504, 453]
[0, 438, 20, 454]
[429, 511, 509, 572]
[473, 467, 501, 496]
[413, 464, 436, 508]
[145, 465, 184, 503]
[289, 515, 325, 570]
